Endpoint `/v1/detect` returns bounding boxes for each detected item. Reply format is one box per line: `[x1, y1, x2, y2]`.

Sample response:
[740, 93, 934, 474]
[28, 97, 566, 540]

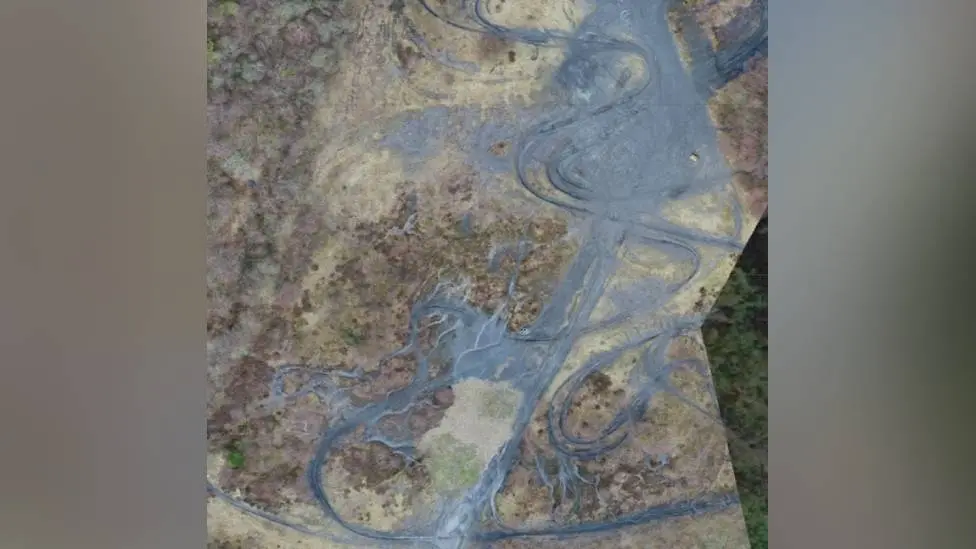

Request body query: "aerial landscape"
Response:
[206, 0, 767, 547]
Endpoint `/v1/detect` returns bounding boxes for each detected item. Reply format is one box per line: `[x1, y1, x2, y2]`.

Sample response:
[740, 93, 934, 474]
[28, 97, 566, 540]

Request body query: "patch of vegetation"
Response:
[479, 387, 519, 421]
[340, 326, 364, 346]
[207, 38, 219, 67]
[424, 434, 483, 493]
[703, 218, 767, 549]
[225, 440, 246, 469]
[216, 1, 239, 18]
[711, 56, 768, 183]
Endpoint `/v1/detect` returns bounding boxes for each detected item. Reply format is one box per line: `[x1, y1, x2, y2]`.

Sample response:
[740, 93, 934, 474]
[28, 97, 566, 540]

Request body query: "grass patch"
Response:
[340, 326, 364, 346]
[225, 440, 246, 469]
[424, 434, 483, 494]
[216, 1, 239, 18]
[207, 39, 220, 67]
[703, 218, 767, 548]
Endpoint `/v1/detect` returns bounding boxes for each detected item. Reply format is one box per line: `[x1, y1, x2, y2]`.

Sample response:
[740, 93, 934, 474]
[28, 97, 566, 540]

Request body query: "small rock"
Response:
[433, 387, 455, 407]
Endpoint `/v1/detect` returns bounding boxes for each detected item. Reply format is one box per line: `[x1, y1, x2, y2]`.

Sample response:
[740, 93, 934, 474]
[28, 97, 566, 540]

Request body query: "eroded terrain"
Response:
[207, 0, 767, 547]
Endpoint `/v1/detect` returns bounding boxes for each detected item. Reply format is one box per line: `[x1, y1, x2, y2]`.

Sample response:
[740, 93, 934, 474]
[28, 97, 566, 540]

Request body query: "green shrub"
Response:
[704, 262, 767, 548]
[225, 440, 245, 469]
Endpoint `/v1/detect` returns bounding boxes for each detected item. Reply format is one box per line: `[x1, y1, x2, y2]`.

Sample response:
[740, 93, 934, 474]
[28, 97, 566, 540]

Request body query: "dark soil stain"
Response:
[490, 141, 510, 156]
[478, 34, 512, 60]
[341, 442, 407, 491]
[585, 371, 613, 394]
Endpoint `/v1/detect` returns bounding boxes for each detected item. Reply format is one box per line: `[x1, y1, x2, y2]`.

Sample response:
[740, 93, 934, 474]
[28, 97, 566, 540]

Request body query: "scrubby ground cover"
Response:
[704, 217, 767, 548]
